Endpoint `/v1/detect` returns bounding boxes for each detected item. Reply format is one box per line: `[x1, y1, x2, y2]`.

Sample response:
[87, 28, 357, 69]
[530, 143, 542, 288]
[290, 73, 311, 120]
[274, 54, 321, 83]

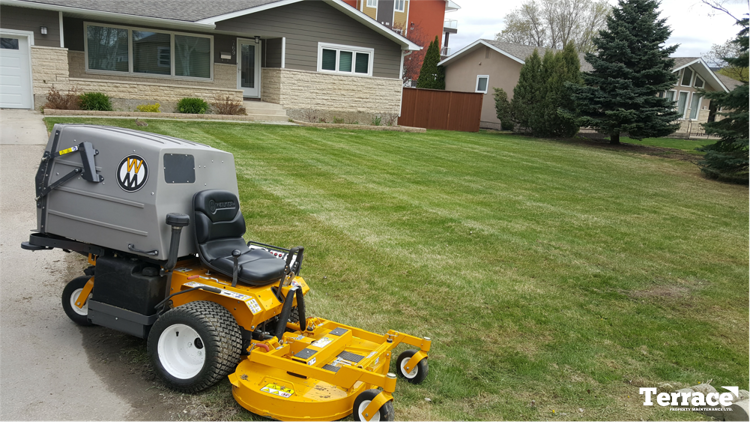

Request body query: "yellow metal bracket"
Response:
[403, 350, 426, 373]
[362, 391, 393, 421]
[75, 277, 94, 309]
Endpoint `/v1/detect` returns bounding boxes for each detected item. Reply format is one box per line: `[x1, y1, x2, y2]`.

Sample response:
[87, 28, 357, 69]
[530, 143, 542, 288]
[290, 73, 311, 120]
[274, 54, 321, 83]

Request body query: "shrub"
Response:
[211, 95, 246, 115]
[372, 115, 382, 126]
[44, 86, 79, 110]
[333, 116, 345, 124]
[136, 103, 161, 113]
[78, 92, 113, 111]
[493, 87, 513, 130]
[177, 97, 209, 114]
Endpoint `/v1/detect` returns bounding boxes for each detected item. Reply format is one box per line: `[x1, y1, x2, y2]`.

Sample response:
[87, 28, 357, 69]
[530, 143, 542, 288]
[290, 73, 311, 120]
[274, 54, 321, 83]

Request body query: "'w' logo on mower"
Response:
[117, 155, 149, 192]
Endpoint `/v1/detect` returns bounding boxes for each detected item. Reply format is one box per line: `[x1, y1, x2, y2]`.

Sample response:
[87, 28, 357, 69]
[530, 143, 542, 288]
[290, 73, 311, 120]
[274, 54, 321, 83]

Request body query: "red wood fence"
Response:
[398, 88, 484, 132]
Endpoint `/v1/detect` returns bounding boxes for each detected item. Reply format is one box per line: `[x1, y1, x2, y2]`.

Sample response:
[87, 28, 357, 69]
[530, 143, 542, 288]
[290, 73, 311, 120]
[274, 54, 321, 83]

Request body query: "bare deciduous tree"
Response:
[496, 0, 611, 53]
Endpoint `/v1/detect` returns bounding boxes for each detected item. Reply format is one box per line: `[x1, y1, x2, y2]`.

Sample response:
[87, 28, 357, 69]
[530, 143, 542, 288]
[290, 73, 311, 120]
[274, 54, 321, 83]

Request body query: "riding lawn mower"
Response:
[21, 124, 431, 421]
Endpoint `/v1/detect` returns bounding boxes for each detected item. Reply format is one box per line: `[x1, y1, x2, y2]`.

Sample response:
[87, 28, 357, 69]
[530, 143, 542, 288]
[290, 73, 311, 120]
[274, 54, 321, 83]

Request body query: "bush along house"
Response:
[0, 0, 420, 123]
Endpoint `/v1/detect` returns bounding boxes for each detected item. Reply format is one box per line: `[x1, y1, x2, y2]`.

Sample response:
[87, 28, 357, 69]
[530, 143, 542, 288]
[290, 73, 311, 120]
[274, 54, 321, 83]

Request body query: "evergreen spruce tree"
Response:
[571, 0, 680, 144]
[698, 18, 749, 184]
[553, 41, 584, 137]
[511, 49, 543, 130]
[416, 37, 445, 89]
[493, 88, 513, 130]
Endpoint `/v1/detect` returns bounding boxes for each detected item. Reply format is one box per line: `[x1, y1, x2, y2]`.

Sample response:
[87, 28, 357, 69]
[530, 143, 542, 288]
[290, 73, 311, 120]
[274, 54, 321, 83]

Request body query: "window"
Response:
[133, 30, 170, 75]
[689, 93, 702, 120]
[694, 75, 705, 89]
[175, 35, 211, 78]
[395, 0, 405, 12]
[676, 91, 689, 118]
[680, 67, 693, 86]
[476, 75, 489, 93]
[666, 90, 676, 102]
[157, 46, 170, 68]
[0, 38, 19, 49]
[367, 0, 377, 7]
[318, 43, 373, 76]
[85, 23, 212, 80]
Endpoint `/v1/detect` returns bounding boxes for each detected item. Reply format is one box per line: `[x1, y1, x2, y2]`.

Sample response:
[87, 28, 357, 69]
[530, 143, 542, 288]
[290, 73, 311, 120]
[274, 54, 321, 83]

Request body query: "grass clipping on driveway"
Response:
[46, 118, 748, 421]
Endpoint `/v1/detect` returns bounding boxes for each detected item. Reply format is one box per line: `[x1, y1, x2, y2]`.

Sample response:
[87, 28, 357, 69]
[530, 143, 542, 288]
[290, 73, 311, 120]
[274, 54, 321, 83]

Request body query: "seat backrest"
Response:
[193, 190, 248, 263]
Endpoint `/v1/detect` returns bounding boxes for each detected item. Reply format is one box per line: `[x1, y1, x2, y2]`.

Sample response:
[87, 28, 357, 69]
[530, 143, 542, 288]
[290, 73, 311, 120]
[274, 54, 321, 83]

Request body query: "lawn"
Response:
[45, 118, 749, 421]
[619, 137, 714, 155]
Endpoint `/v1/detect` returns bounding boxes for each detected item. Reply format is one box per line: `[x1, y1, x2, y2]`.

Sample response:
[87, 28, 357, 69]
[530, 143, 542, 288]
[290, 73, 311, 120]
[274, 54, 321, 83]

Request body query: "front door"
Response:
[238, 39, 261, 98]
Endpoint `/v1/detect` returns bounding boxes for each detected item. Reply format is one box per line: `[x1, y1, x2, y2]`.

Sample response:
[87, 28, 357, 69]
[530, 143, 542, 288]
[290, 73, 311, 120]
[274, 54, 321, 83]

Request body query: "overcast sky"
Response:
[446, 0, 749, 58]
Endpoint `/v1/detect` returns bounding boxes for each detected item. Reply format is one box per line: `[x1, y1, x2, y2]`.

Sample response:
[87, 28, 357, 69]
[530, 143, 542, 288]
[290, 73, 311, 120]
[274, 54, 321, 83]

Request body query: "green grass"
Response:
[620, 137, 714, 155]
[45, 118, 748, 421]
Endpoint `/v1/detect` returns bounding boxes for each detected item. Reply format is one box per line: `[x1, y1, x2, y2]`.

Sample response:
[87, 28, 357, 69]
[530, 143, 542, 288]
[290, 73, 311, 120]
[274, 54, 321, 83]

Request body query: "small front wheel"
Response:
[396, 349, 428, 384]
[353, 389, 394, 421]
[147, 301, 242, 393]
[61, 276, 94, 326]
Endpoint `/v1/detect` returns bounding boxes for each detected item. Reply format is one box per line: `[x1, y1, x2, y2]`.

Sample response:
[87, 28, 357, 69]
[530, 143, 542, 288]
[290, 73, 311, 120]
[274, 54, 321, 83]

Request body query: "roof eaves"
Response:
[196, 0, 420, 51]
[0, 0, 217, 30]
[195, 0, 302, 24]
[438, 39, 525, 67]
[672, 58, 729, 92]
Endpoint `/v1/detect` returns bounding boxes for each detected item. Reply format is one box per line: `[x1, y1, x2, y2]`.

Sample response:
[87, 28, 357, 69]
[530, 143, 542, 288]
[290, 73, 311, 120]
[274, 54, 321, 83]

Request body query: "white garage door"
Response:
[0, 33, 32, 109]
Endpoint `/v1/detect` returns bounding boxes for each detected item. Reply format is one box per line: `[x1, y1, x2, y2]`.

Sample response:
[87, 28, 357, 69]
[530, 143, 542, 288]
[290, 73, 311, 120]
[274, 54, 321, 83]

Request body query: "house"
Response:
[342, 0, 460, 82]
[439, 39, 732, 133]
[0, 0, 420, 123]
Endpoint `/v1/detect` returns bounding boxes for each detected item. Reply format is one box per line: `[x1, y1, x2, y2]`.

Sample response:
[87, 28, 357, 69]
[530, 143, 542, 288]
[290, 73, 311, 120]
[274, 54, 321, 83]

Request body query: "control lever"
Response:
[232, 249, 242, 287]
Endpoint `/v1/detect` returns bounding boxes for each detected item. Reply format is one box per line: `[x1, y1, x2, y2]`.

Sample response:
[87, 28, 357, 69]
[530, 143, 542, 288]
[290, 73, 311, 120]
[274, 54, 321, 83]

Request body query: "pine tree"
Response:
[416, 37, 445, 90]
[697, 18, 749, 184]
[571, 0, 681, 144]
[511, 49, 543, 130]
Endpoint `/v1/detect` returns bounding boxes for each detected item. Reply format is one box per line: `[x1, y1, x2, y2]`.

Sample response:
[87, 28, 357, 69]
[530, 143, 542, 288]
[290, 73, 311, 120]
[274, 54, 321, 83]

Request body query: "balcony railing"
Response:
[441, 47, 452, 56]
[444, 19, 458, 30]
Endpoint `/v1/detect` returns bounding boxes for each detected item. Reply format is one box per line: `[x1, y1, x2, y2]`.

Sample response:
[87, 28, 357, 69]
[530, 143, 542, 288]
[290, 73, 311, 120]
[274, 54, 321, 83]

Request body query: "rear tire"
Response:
[61, 276, 94, 326]
[148, 301, 242, 393]
[353, 389, 394, 421]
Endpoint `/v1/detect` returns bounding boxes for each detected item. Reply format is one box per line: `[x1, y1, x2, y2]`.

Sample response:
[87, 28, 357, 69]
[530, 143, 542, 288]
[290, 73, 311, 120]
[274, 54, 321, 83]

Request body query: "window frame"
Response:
[680, 67, 694, 87]
[394, 0, 405, 12]
[676, 90, 690, 119]
[687, 92, 703, 121]
[476, 75, 489, 94]
[83, 22, 213, 81]
[694, 75, 705, 89]
[317, 42, 374, 77]
[366, 0, 378, 8]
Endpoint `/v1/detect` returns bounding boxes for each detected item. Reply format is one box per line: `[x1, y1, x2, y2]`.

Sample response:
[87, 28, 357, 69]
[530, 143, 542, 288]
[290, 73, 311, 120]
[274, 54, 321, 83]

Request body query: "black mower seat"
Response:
[193, 190, 285, 286]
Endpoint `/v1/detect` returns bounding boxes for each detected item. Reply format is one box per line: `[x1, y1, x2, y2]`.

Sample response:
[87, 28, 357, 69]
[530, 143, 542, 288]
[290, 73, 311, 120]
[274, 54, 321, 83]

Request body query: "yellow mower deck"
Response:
[157, 258, 430, 421]
[230, 321, 430, 421]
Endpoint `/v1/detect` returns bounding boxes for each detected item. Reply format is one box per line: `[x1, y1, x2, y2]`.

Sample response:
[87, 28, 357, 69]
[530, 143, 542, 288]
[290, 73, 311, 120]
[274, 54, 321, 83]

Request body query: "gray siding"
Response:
[216, 1, 402, 79]
[63, 17, 237, 64]
[1, 5, 61, 48]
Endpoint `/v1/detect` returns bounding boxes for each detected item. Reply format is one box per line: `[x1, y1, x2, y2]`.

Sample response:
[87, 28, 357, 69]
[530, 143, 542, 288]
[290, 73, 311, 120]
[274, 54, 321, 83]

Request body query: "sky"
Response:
[446, 0, 749, 58]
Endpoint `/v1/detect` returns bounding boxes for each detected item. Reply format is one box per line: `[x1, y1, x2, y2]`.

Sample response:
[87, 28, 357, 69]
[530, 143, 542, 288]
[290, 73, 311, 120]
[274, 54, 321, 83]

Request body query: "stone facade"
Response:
[33, 48, 242, 111]
[31, 46, 70, 99]
[67, 51, 236, 89]
[33, 48, 400, 119]
[262, 68, 403, 124]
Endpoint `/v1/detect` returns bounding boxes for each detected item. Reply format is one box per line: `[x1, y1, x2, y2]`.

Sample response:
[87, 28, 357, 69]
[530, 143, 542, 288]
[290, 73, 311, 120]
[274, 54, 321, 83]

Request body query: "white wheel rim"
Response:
[70, 288, 90, 316]
[358, 399, 381, 422]
[157, 324, 206, 379]
[400, 358, 419, 379]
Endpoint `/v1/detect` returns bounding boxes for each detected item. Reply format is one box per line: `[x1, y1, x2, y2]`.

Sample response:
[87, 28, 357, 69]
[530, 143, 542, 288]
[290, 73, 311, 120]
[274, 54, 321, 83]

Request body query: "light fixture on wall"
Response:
[254, 36, 260, 44]
[40, 26, 48, 35]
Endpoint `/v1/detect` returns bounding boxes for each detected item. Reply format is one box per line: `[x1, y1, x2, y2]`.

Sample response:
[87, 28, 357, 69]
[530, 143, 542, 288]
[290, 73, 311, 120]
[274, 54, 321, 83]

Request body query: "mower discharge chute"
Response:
[22, 124, 431, 421]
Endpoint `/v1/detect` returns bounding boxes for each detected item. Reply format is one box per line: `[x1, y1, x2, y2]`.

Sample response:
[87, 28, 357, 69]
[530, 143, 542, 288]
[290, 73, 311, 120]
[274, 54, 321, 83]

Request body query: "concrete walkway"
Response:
[0, 109, 134, 420]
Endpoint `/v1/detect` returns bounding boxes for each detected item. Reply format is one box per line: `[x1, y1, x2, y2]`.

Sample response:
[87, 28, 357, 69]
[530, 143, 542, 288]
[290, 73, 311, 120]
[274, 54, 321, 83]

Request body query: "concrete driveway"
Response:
[0, 110, 183, 420]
